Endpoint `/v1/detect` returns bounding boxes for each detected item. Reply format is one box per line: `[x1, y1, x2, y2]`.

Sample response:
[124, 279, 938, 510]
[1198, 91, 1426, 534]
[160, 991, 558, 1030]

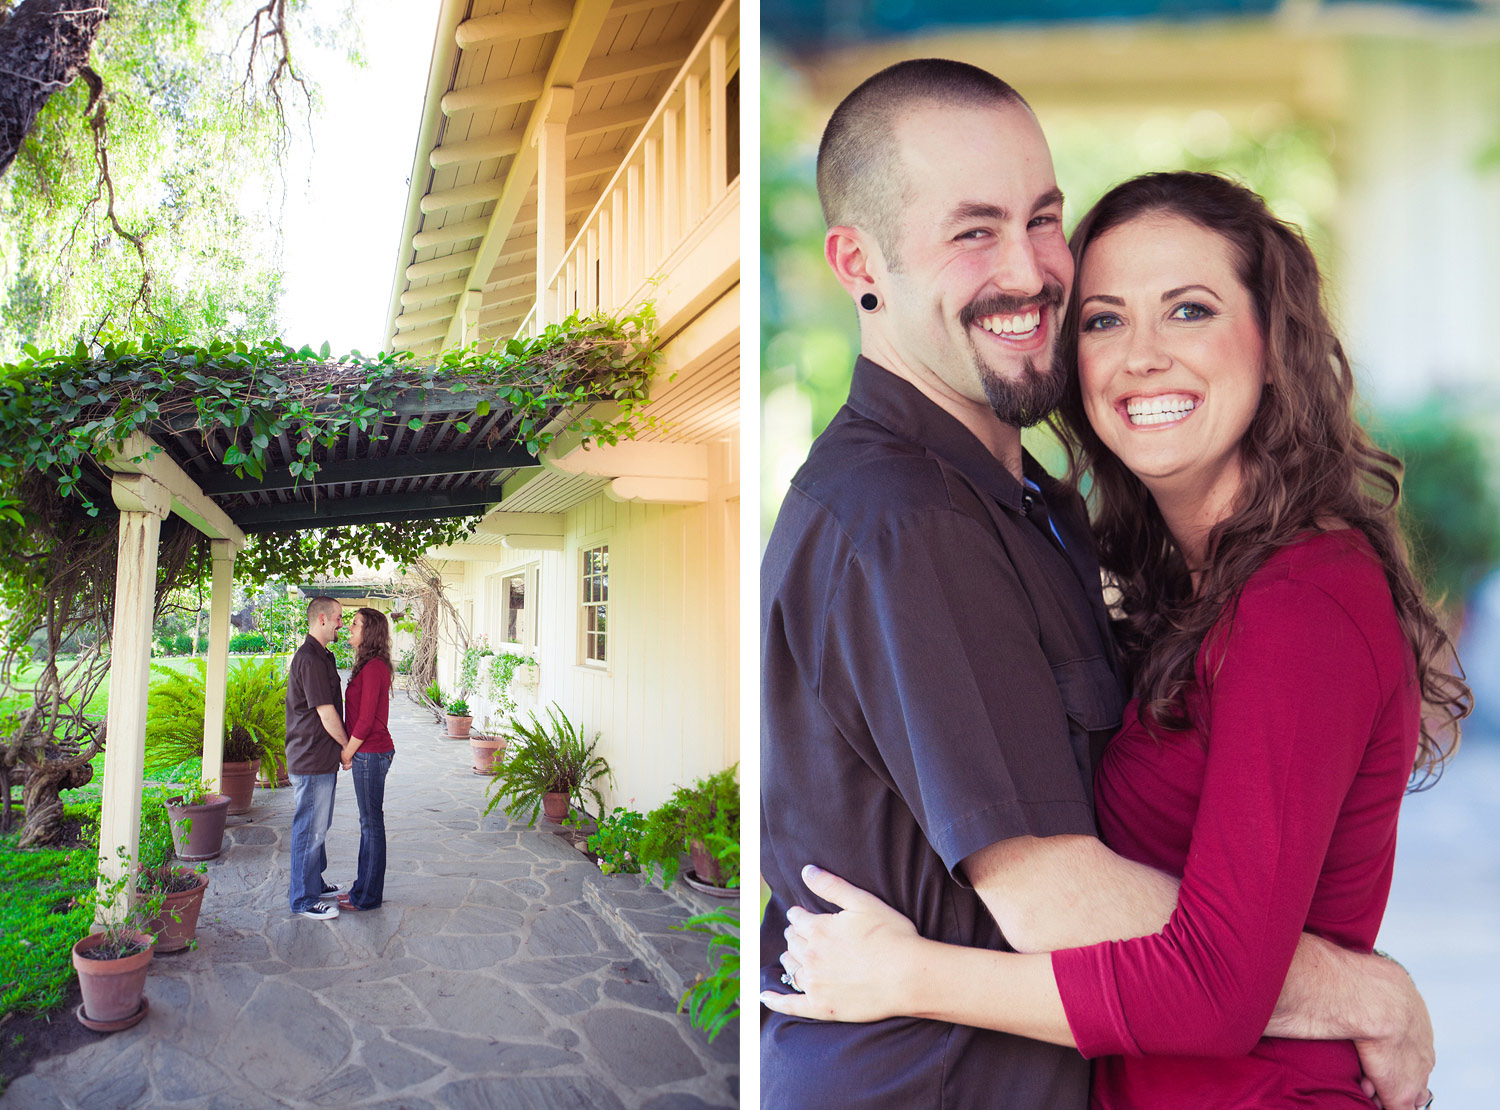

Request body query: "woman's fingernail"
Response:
[802, 864, 822, 880]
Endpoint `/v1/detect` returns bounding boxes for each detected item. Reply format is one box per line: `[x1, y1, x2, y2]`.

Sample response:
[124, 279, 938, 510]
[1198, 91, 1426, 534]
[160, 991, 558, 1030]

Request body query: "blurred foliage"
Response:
[1375, 399, 1500, 612]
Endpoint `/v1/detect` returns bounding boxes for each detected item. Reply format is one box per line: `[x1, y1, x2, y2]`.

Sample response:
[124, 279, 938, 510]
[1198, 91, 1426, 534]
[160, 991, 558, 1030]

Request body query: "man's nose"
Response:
[992, 232, 1044, 297]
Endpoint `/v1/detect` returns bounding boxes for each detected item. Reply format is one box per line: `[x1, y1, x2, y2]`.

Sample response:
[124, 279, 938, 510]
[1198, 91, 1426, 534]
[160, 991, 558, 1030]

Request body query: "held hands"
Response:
[340, 740, 358, 771]
[760, 864, 925, 1024]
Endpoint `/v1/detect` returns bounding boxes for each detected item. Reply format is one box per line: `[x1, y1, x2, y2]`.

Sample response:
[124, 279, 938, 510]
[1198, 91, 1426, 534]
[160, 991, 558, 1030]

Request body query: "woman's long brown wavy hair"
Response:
[1052, 172, 1468, 785]
[350, 607, 393, 690]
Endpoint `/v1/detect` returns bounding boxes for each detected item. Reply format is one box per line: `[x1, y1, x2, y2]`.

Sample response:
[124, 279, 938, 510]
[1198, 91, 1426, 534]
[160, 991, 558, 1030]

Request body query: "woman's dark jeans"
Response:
[349, 750, 393, 909]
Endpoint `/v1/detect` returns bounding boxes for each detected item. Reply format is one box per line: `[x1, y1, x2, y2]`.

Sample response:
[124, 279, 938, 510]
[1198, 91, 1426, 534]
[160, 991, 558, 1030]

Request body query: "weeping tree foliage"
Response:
[0, 0, 351, 357]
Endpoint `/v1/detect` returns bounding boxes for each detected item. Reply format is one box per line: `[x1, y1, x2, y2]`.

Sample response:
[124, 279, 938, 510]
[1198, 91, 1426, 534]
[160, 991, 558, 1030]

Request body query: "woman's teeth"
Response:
[978, 309, 1040, 337]
[1126, 395, 1197, 426]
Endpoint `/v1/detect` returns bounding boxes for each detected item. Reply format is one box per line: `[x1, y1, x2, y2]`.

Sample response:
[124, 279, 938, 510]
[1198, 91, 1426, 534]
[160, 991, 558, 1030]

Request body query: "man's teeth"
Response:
[978, 309, 1040, 336]
[1126, 395, 1198, 426]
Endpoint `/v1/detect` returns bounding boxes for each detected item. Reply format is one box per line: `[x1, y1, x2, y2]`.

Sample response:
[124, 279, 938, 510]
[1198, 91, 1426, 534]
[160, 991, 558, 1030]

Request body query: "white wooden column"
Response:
[201, 538, 240, 790]
[96, 475, 171, 919]
[534, 86, 575, 328]
[461, 289, 483, 345]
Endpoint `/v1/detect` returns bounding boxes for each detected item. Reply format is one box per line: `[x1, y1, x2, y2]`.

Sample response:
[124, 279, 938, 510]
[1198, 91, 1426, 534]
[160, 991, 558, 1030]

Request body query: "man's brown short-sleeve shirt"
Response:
[760, 358, 1127, 1108]
[285, 634, 343, 775]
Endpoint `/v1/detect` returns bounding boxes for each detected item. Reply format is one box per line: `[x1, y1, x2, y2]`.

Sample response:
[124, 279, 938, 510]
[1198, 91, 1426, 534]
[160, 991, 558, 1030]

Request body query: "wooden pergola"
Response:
[92, 384, 555, 910]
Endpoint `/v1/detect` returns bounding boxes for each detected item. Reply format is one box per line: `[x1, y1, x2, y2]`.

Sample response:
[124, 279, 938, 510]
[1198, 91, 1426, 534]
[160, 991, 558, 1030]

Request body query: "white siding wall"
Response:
[435, 432, 738, 811]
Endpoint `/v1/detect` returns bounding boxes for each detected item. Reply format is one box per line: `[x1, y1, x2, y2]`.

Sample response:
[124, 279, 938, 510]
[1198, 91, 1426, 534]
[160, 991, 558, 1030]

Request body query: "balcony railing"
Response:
[520, 0, 739, 337]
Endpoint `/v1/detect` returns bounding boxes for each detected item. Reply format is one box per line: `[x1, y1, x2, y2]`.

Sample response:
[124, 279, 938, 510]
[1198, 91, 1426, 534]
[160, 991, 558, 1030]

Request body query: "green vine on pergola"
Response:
[0, 306, 662, 848]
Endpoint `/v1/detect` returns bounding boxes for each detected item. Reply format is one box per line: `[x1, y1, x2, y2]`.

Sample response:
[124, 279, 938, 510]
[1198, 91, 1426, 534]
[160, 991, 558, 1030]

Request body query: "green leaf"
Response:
[475, 400, 491, 416]
[407, 418, 422, 431]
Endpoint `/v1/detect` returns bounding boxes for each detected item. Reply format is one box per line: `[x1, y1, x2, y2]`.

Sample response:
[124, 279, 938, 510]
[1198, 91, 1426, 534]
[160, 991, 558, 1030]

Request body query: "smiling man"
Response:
[759, 58, 1433, 1108]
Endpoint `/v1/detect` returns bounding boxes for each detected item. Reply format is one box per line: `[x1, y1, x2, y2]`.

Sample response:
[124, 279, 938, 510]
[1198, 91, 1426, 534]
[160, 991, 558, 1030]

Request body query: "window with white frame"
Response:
[580, 543, 608, 665]
[487, 565, 537, 649]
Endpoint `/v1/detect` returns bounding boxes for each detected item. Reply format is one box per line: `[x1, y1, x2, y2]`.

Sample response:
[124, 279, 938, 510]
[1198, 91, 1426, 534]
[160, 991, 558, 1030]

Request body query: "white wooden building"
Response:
[385, 0, 741, 810]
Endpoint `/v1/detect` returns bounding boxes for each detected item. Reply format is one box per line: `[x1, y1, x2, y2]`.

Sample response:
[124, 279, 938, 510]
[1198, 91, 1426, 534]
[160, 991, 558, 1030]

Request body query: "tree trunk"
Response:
[0, 0, 111, 177]
[16, 756, 92, 848]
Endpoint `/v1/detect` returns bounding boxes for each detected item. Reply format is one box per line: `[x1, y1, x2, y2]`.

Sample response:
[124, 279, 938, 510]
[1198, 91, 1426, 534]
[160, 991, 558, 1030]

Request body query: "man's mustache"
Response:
[959, 282, 1065, 329]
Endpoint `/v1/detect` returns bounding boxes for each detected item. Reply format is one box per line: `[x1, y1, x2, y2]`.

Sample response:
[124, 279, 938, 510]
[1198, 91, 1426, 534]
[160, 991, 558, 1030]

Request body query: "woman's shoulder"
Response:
[1244, 527, 1390, 623]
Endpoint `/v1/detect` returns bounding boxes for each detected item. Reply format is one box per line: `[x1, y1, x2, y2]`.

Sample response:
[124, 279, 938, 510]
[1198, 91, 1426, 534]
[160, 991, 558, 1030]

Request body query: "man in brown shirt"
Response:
[285, 596, 349, 919]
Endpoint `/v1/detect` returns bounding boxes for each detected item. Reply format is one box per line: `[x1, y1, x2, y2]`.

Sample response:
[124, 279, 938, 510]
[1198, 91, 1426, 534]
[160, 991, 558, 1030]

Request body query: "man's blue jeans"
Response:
[288, 771, 337, 913]
[349, 751, 393, 909]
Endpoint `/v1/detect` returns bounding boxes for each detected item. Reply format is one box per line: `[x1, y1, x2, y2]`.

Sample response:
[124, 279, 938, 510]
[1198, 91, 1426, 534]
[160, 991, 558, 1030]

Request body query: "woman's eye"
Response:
[1081, 313, 1121, 332]
[1171, 302, 1215, 321]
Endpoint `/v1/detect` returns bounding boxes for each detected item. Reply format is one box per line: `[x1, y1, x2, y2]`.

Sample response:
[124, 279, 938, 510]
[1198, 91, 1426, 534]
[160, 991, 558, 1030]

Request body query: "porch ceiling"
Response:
[386, 0, 719, 355]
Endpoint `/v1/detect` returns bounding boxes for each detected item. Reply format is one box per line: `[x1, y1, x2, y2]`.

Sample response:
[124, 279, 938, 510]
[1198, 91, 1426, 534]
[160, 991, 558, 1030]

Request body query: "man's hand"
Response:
[1350, 956, 1433, 1110]
[1269, 937, 1433, 1108]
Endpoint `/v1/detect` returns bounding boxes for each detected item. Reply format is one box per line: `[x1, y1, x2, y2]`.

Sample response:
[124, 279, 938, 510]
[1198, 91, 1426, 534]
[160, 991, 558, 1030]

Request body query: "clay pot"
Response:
[164, 793, 231, 861]
[145, 870, 209, 953]
[219, 759, 258, 815]
[469, 736, 505, 775]
[445, 714, 473, 739]
[72, 931, 155, 1025]
[689, 839, 727, 888]
[542, 791, 570, 823]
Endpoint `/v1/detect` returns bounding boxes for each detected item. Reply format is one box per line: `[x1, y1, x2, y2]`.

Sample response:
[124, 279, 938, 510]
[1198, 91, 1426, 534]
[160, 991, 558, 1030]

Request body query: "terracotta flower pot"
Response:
[689, 839, 727, 888]
[164, 793, 231, 861]
[219, 759, 258, 815]
[469, 736, 505, 774]
[445, 714, 473, 739]
[145, 870, 209, 953]
[542, 791, 570, 823]
[72, 931, 155, 1026]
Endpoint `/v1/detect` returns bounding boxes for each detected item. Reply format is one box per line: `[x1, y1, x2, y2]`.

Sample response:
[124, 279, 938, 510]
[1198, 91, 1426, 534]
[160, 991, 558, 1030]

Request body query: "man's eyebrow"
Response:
[942, 190, 1065, 230]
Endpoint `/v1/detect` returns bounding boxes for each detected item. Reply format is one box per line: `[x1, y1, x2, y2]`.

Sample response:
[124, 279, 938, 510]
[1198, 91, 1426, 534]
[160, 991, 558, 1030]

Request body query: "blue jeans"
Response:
[349, 751, 393, 909]
[288, 771, 337, 913]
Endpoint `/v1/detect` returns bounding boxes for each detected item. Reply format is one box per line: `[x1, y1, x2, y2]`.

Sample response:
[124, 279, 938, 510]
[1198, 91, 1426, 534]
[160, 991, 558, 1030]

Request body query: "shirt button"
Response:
[1021, 494, 1034, 515]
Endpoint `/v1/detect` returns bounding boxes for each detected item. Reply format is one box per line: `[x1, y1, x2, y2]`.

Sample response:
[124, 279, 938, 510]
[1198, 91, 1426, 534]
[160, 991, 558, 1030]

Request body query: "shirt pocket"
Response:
[1050, 656, 1124, 734]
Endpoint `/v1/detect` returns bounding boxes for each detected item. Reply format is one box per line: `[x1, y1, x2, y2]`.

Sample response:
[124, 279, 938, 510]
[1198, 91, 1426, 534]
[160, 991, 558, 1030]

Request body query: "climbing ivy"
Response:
[0, 304, 660, 517]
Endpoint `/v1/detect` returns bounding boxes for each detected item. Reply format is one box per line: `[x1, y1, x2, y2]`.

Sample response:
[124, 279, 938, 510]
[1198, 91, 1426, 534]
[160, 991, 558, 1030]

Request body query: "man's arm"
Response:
[315, 704, 348, 747]
[965, 835, 1432, 1106]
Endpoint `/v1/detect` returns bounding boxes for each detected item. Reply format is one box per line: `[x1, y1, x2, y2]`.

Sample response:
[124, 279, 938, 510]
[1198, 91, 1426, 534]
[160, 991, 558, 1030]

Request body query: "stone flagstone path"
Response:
[4, 691, 739, 1109]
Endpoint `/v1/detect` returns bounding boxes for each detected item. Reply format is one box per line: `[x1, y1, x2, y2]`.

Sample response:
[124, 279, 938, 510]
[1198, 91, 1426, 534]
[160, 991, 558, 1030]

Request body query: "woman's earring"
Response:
[859, 292, 879, 312]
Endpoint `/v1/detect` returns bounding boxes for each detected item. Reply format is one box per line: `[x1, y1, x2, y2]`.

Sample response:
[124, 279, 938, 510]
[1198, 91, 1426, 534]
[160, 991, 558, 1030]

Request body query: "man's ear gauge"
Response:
[860, 292, 879, 312]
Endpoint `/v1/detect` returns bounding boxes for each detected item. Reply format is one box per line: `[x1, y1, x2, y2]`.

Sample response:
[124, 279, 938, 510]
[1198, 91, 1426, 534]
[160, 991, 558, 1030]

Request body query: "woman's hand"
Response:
[760, 863, 928, 1024]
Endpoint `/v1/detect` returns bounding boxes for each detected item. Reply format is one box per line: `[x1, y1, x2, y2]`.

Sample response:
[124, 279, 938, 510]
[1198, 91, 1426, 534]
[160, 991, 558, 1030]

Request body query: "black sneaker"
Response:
[321, 882, 340, 895]
[298, 901, 340, 920]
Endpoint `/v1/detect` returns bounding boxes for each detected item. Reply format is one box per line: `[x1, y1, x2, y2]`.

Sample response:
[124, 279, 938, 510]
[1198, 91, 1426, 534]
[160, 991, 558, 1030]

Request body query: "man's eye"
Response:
[954, 228, 991, 242]
[1081, 313, 1121, 332]
[1028, 214, 1059, 229]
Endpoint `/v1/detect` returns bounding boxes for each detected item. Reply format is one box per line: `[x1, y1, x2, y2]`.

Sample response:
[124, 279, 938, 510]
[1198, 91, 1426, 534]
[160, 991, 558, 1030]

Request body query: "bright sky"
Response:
[278, 0, 442, 355]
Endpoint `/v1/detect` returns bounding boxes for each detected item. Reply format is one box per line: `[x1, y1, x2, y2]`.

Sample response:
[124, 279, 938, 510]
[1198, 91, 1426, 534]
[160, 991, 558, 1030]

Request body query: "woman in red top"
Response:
[339, 607, 394, 912]
[762, 173, 1469, 1108]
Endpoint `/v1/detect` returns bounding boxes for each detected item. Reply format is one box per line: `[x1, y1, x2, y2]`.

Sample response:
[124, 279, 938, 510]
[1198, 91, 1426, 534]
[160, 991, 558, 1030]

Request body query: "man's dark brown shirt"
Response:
[285, 634, 343, 775]
[760, 358, 1125, 1108]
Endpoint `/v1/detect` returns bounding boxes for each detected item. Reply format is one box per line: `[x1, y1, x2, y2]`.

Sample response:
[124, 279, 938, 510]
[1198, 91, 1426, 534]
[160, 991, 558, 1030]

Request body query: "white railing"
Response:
[524, 0, 738, 336]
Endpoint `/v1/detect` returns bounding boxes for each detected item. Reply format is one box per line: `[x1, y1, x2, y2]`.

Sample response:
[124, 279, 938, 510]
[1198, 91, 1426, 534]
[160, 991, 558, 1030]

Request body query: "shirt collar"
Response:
[846, 355, 1055, 513]
[302, 633, 333, 657]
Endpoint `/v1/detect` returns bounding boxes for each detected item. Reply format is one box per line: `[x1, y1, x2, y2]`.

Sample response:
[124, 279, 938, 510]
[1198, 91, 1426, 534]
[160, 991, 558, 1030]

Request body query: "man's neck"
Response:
[860, 341, 1024, 479]
[308, 627, 334, 648]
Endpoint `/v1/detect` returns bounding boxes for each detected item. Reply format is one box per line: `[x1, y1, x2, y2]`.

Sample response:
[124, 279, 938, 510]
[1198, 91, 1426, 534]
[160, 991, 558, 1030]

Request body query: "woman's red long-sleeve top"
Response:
[1051, 529, 1420, 1107]
[344, 658, 393, 753]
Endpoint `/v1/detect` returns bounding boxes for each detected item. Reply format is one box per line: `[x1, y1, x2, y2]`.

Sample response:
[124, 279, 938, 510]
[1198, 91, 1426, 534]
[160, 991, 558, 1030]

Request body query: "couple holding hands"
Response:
[283, 597, 396, 920]
[760, 60, 1469, 1109]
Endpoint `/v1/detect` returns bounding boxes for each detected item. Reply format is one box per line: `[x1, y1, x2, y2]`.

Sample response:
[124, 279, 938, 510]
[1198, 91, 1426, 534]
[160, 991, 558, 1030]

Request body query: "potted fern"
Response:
[482, 705, 612, 826]
[637, 766, 740, 893]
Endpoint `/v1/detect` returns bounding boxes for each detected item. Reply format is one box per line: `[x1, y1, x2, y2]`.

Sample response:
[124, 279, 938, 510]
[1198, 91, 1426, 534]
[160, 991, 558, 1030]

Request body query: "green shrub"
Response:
[588, 806, 646, 874]
[636, 766, 740, 888]
[228, 632, 269, 653]
[144, 657, 287, 782]
[446, 697, 470, 717]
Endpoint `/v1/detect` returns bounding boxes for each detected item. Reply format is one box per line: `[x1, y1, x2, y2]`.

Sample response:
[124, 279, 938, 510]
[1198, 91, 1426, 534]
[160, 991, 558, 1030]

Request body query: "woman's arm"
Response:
[761, 865, 1076, 1047]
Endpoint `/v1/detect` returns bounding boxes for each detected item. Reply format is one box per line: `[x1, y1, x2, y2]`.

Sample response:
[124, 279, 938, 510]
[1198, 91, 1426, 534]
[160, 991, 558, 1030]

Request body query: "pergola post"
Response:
[96, 474, 171, 919]
[201, 539, 240, 790]
[534, 85, 575, 328]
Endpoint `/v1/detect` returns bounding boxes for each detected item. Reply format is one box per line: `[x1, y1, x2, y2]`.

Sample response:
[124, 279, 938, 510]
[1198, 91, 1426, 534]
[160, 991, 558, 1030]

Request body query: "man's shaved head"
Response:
[816, 59, 1030, 269]
[306, 596, 341, 626]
